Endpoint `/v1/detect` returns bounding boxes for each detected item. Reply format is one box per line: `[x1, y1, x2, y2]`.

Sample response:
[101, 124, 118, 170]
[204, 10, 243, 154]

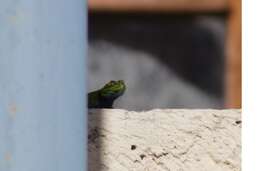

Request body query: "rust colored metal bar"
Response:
[89, 0, 228, 12]
[225, 0, 241, 108]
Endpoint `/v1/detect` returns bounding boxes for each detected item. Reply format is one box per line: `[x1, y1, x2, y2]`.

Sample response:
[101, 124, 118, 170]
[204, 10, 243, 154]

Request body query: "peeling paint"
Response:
[4, 152, 11, 162]
[8, 103, 18, 120]
[3, 152, 12, 170]
[8, 9, 26, 25]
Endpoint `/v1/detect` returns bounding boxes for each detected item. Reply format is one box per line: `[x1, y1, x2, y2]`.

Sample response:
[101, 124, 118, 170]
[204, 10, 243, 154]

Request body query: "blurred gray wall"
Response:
[88, 13, 226, 110]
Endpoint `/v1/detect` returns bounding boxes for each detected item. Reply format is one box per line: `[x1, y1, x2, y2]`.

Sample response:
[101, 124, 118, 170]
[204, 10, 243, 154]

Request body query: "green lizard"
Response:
[88, 80, 126, 108]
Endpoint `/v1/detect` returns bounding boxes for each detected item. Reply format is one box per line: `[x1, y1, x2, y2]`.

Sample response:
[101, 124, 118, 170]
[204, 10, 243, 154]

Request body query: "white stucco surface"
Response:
[88, 109, 241, 171]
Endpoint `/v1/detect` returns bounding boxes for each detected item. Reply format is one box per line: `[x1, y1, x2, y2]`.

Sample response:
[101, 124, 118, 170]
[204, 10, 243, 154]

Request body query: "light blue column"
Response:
[0, 1, 87, 171]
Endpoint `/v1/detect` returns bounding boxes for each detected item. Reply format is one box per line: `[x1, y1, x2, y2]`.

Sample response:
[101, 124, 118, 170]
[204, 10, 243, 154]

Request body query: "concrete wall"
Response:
[88, 109, 241, 171]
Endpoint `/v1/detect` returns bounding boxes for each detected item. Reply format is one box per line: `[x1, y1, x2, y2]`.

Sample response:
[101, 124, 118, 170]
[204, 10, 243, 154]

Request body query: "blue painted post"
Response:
[0, 1, 87, 171]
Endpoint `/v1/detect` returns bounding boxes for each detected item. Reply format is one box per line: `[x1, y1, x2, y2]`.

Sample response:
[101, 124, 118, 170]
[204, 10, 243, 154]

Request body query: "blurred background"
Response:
[88, 0, 241, 110]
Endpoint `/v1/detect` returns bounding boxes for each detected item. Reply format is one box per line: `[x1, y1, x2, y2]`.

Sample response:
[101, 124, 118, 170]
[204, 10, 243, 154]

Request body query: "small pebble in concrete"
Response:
[235, 120, 242, 124]
[140, 154, 146, 160]
[131, 145, 137, 150]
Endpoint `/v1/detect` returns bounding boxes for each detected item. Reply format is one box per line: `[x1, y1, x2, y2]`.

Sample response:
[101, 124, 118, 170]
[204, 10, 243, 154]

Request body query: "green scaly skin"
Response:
[88, 80, 126, 108]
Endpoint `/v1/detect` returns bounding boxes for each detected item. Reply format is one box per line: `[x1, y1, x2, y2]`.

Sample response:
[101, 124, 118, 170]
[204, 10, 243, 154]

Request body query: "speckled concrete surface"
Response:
[88, 109, 241, 171]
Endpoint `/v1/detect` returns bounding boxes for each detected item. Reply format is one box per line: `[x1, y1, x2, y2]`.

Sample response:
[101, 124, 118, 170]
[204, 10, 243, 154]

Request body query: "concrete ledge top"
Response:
[88, 109, 241, 171]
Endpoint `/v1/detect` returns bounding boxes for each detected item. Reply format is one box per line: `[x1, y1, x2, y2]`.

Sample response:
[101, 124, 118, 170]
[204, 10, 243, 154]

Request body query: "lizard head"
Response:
[100, 80, 126, 100]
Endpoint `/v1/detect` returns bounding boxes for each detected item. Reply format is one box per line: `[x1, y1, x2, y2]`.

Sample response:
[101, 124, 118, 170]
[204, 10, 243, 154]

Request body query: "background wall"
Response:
[88, 13, 226, 110]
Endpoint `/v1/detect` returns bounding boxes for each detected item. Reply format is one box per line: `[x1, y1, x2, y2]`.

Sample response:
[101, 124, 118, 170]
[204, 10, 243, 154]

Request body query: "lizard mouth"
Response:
[102, 88, 125, 98]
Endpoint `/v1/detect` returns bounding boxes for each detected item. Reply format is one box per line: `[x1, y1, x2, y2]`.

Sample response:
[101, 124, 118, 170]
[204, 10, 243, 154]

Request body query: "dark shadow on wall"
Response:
[89, 12, 226, 99]
[88, 109, 103, 171]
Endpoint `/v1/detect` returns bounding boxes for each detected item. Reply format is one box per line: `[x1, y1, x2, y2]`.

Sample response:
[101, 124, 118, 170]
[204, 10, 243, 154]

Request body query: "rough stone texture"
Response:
[88, 109, 241, 171]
